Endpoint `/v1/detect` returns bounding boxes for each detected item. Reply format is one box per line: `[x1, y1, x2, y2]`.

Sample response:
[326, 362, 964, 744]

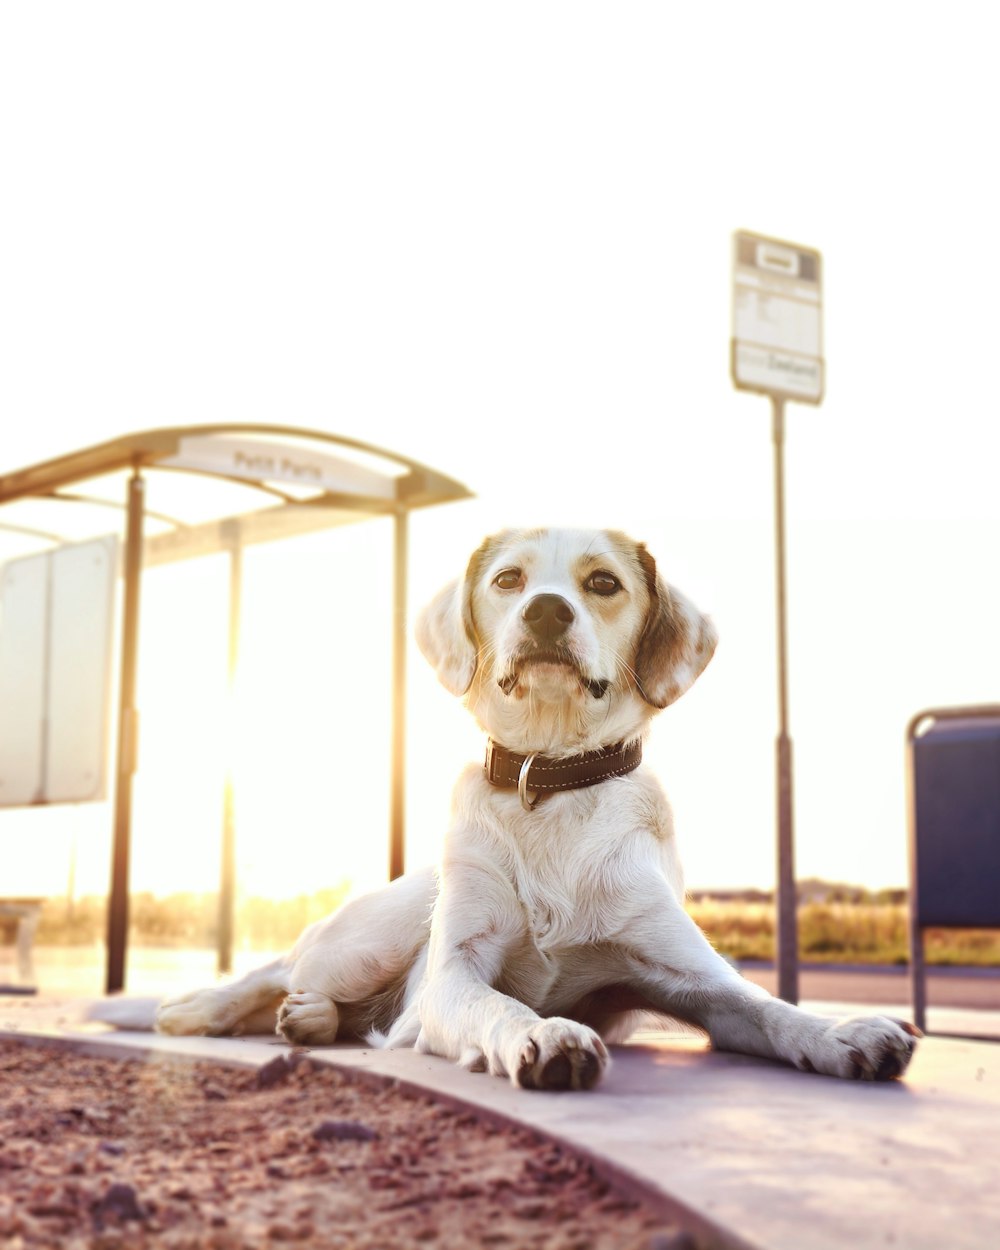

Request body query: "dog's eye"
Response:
[585, 571, 620, 596]
[493, 568, 523, 591]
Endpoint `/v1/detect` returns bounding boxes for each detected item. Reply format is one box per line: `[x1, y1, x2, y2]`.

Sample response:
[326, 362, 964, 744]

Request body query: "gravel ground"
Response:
[0, 1039, 696, 1250]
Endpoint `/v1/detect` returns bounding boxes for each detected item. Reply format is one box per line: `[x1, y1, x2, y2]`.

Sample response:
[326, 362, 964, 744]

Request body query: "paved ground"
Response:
[2, 990, 998, 1250]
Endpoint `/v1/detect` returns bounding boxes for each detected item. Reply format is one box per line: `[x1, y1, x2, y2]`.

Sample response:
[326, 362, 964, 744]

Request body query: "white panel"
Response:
[0, 555, 48, 806]
[733, 284, 821, 356]
[46, 536, 118, 802]
[0, 536, 118, 808]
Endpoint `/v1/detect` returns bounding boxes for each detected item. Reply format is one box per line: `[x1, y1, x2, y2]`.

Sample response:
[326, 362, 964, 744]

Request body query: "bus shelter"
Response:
[0, 425, 471, 992]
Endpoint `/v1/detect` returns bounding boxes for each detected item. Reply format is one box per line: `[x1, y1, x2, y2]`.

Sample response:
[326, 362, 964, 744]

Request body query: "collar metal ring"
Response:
[518, 752, 540, 812]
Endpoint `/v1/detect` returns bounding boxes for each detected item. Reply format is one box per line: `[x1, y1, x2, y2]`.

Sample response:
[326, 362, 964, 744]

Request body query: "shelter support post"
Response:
[217, 528, 242, 976]
[389, 510, 408, 881]
[772, 396, 799, 1005]
[106, 470, 145, 994]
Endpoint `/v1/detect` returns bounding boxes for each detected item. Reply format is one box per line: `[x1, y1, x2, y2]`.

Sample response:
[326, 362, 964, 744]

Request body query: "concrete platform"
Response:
[2, 993, 998, 1250]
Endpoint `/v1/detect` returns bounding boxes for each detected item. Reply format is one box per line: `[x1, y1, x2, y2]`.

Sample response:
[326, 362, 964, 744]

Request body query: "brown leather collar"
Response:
[484, 738, 642, 810]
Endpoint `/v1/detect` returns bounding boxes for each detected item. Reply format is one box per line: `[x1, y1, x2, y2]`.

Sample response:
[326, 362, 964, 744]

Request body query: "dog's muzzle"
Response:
[496, 631, 609, 699]
[497, 665, 610, 699]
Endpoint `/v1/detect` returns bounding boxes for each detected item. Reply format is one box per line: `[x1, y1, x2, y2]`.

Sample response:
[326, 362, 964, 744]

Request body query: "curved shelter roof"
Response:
[0, 423, 472, 559]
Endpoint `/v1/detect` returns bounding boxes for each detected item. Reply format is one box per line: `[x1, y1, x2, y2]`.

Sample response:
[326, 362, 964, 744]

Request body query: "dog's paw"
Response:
[156, 989, 232, 1037]
[276, 990, 340, 1045]
[508, 1018, 609, 1091]
[804, 1015, 921, 1081]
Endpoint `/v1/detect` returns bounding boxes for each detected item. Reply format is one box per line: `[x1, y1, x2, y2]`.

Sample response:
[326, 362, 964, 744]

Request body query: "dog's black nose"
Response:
[522, 593, 575, 641]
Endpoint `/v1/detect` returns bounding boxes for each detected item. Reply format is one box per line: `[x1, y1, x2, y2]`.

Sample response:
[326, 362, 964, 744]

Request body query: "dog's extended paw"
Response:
[156, 989, 232, 1037]
[508, 1018, 609, 1091]
[276, 990, 340, 1045]
[804, 1015, 921, 1081]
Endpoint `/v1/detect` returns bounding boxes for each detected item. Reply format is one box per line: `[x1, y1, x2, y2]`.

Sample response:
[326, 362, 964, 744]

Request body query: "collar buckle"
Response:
[517, 753, 540, 812]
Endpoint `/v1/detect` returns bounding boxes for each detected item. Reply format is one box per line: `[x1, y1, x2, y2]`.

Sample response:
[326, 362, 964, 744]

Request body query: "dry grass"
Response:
[31, 891, 1000, 969]
[688, 898, 1000, 967]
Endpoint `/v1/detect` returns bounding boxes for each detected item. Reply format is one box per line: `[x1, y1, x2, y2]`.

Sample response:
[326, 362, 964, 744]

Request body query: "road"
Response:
[740, 961, 1000, 1010]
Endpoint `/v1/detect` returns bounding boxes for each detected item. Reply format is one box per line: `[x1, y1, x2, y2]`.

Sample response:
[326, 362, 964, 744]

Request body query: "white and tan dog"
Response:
[155, 527, 919, 1089]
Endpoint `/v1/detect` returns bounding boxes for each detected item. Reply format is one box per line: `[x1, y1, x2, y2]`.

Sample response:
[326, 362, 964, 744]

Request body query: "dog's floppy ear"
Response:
[417, 534, 506, 697]
[633, 545, 718, 709]
[415, 574, 478, 697]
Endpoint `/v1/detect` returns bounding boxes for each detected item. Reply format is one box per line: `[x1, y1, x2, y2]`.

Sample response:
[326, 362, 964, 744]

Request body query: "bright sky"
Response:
[1, 3, 999, 899]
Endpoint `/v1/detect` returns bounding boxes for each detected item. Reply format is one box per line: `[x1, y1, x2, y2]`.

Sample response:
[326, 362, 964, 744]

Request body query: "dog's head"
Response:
[416, 528, 717, 751]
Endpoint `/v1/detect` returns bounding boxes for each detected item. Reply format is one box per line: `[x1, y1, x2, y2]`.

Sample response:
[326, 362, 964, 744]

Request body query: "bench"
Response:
[0, 898, 44, 993]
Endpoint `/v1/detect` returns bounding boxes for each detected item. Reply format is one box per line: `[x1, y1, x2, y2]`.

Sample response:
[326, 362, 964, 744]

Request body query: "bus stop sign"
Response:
[732, 231, 824, 404]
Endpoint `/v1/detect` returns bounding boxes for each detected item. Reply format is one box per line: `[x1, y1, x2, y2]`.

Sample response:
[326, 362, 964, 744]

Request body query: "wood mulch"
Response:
[0, 1038, 697, 1249]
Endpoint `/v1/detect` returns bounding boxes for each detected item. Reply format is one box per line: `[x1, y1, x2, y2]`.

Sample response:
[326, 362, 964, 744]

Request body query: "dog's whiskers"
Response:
[613, 649, 641, 688]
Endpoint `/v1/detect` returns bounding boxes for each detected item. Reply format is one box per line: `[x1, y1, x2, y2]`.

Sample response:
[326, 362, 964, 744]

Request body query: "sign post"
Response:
[731, 230, 824, 1005]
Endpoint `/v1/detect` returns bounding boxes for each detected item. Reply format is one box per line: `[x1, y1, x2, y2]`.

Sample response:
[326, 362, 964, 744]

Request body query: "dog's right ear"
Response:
[415, 574, 478, 697]
[632, 544, 718, 709]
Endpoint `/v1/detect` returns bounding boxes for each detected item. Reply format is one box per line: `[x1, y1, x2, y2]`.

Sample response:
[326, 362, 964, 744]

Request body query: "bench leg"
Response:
[16, 913, 39, 986]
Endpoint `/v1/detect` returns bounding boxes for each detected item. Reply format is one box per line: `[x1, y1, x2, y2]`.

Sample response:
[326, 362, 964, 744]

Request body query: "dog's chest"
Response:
[501, 787, 662, 952]
[509, 851, 605, 949]
[451, 765, 677, 952]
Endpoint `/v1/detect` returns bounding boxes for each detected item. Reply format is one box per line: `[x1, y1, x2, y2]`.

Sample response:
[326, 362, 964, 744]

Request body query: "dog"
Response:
[155, 526, 919, 1089]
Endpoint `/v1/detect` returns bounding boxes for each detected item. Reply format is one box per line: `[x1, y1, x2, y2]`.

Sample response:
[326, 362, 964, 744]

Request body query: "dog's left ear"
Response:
[633, 547, 718, 709]
[415, 534, 504, 697]
[415, 575, 477, 697]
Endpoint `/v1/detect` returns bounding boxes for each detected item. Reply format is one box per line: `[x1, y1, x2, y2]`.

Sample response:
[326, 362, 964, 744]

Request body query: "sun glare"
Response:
[125, 525, 394, 902]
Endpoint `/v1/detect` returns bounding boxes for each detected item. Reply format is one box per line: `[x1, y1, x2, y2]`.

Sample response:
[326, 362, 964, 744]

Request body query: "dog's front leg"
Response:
[627, 898, 919, 1081]
[692, 973, 919, 1080]
[417, 859, 608, 1090]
